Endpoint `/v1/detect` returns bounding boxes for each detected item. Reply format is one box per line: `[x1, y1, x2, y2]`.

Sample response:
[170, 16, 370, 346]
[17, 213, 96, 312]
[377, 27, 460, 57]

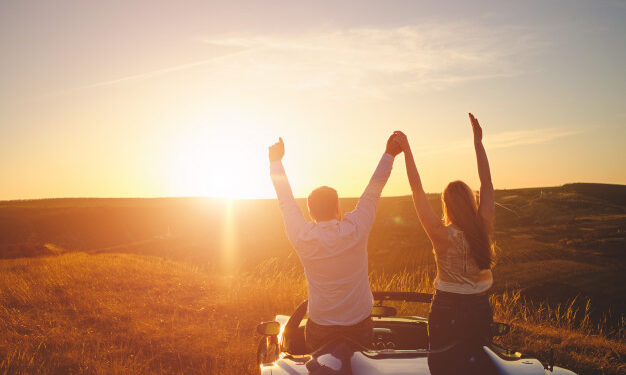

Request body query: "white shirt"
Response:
[270, 153, 394, 326]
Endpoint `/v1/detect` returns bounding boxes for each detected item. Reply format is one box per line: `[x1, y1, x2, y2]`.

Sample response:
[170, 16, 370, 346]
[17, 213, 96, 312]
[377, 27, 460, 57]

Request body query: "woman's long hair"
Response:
[442, 180, 495, 270]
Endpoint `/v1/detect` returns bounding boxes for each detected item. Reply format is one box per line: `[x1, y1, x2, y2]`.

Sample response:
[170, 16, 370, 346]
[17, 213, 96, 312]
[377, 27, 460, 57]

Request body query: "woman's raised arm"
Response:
[470, 113, 495, 235]
[395, 131, 447, 246]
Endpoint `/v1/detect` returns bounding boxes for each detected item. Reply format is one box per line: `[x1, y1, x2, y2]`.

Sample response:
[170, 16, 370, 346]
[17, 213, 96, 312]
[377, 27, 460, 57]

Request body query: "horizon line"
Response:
[1, 182, 623, 203]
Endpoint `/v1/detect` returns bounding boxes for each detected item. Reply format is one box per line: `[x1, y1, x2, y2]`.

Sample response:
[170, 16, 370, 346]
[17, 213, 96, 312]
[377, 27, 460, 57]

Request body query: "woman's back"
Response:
[433, 225, 493, 294]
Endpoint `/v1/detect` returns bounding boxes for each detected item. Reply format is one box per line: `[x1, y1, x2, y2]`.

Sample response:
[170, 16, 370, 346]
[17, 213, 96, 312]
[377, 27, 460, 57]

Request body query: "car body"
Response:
[256, 291, 577, 375]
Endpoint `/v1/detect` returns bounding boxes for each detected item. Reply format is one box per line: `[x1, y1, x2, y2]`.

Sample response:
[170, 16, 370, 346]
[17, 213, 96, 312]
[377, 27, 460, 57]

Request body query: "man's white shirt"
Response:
[270, 153, 394, 326]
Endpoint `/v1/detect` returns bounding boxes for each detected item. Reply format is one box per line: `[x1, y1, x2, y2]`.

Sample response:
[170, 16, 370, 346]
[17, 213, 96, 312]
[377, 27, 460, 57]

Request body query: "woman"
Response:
[395, 113, 496, 374]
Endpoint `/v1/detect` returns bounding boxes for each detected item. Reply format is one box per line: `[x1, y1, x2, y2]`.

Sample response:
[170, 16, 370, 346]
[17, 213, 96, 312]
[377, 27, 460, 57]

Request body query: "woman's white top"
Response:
[433, 225, 493, 294]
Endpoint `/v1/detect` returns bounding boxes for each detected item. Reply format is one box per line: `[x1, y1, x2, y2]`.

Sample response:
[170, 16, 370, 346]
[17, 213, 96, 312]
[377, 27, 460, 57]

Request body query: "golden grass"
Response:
[492, 293, 625, 374]
[0, 253, 624, 374]
[0, 253, 221, 374]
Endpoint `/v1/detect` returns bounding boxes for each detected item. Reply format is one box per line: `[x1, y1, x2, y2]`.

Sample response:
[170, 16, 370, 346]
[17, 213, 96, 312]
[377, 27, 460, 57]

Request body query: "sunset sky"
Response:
[1, 1, 625, 200]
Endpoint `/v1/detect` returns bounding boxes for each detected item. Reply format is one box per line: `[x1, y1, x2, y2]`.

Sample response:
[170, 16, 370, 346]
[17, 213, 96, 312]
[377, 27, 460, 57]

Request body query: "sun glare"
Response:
[221, 198, 237, 273]
[167, 112, 275, 199]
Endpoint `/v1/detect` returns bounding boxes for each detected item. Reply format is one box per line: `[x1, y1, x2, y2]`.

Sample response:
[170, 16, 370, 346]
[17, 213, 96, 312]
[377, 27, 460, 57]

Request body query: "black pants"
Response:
[427, 290, 496, 375]
[305, 316, 373, 353]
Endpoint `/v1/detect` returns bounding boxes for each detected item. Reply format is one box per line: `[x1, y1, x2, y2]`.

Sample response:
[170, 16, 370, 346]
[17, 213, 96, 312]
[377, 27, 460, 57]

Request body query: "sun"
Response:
[166, 112, 275, 199]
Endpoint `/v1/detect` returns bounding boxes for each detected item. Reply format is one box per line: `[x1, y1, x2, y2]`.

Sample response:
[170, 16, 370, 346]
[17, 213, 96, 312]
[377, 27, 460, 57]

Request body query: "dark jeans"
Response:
[427, 290, 496, 375]
[305, 316, 373, 353]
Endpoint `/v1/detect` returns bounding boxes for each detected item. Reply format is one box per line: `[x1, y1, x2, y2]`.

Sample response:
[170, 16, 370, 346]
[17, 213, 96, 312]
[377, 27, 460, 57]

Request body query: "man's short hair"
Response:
[307, 186, 339, 222]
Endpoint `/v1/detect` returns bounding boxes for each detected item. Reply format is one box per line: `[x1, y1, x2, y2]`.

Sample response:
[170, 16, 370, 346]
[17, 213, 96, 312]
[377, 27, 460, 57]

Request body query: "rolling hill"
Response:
[0, 183, 624, 374]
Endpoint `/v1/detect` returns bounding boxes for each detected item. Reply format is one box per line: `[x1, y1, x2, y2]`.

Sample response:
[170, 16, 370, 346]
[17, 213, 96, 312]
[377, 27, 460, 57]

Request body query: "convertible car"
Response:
[256, 292, 577, 375]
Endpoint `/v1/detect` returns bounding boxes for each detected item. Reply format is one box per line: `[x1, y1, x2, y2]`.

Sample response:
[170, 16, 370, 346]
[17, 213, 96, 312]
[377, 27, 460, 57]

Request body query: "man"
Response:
[268, 134, 402, 352]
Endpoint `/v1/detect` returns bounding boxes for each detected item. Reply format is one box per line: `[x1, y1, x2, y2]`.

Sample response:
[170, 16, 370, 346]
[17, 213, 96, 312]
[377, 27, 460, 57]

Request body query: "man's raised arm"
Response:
[269, 137, 307, 245]
[347, 134, 401, 231]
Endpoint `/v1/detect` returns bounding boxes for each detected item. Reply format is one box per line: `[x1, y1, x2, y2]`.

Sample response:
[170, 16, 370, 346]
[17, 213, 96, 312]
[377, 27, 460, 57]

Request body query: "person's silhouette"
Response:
[268, 134, 402, 352]
[395, 114, 497, 375]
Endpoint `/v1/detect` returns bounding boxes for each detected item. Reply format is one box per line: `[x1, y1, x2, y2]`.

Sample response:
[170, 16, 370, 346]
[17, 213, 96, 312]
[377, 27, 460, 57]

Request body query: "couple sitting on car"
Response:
[269, 113, 495, 371]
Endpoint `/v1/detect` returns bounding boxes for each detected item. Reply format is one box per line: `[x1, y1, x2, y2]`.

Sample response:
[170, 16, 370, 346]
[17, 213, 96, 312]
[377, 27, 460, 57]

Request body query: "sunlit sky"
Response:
[1, 1, 625, 200]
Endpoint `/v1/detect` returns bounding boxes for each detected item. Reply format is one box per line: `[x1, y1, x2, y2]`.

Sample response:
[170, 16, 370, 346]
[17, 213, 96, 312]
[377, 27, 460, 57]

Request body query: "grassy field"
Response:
[0, 183, 625, 374]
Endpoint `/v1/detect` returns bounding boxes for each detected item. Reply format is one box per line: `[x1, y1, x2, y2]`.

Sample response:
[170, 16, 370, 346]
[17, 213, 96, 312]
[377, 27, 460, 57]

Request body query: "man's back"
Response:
[270, 152, 395, 326]
[268, 137, 400, 333]
[293, 215, 373, 325]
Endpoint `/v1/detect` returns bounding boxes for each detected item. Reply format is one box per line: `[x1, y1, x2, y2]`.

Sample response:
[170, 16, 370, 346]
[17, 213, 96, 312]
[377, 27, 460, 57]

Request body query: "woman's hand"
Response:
[469, 113, 482, 144]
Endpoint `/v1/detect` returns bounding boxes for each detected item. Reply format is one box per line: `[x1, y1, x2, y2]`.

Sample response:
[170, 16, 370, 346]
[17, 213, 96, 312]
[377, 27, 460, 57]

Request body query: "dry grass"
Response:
[1, 253, 624, 374]
[1, 253, 221, 374]
[492, 293, 625, 374]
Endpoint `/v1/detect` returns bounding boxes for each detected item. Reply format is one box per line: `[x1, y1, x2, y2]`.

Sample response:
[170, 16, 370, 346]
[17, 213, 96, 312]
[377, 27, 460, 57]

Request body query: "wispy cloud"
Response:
[86, 49, 253, 89]
[36, 23, 541, 101]
[198, 24, 539, 98]
[414, 128, 582, 157]
[485, 128, 582, 149]
[26, 49, 254, 102]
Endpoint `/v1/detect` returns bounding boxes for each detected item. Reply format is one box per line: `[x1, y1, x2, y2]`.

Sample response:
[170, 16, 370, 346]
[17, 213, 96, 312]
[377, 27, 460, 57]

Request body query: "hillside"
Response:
[0, 183, 625, 374]
[1, 183, 624, 316]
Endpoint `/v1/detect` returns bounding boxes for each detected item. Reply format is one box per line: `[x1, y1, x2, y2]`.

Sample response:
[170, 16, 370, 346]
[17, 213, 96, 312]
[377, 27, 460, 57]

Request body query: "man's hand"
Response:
[269, 137, 285, 162]
[385, 133, 403, 156]
[469, 113, 482, 144]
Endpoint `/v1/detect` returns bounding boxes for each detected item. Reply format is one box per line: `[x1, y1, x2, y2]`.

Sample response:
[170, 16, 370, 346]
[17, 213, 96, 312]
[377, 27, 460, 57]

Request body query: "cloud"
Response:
[86, 49, 253, 89]
[26, 49, 254, 102]
[485, 128, 582, 149]
[197, 23, 539, 98]
[36, 23, 540, 101]
[414, 128, 582, 156]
